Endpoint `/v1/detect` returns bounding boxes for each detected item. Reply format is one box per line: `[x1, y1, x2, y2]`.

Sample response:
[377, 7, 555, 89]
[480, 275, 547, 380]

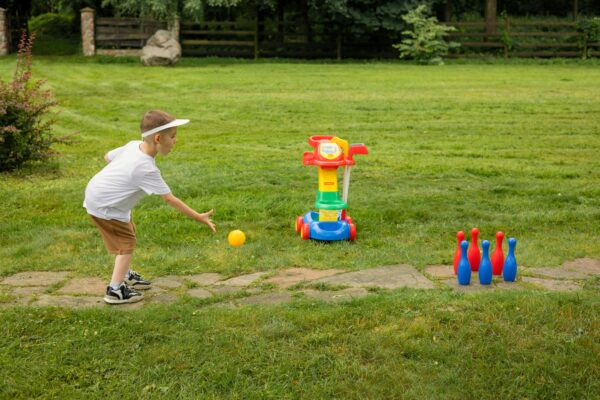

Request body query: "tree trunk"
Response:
[444, 2, 452, 22]
[277, 0, 284, 43]
[485, 0, 497, 35]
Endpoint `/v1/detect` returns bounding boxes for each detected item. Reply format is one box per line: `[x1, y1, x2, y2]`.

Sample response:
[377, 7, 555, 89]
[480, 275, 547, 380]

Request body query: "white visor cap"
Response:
[141, 119, 190, 138]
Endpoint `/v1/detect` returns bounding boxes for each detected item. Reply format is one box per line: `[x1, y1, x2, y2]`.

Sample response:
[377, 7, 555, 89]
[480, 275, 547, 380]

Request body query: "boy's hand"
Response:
[162, 193, 217, 233]
[198, 209, 216, 233]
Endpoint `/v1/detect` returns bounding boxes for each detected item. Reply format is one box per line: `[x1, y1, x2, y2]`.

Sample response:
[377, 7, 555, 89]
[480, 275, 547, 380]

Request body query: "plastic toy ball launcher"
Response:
[295, 135, 368, 241]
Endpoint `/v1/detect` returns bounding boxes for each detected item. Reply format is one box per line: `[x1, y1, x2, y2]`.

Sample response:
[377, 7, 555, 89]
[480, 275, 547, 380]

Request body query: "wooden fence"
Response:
[92, 16, 600, 59]
[445, 19, 600, 58]
[95, 17, 168, 55]
[180, 19, 389, 59]
[180, 20, 258, 58]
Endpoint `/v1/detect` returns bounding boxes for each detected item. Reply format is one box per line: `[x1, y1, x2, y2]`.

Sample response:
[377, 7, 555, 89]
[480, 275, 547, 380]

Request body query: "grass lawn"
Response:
[0, 56, 599, 398]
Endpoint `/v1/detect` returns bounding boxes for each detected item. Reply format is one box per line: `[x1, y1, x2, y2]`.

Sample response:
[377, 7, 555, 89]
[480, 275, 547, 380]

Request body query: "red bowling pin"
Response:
[468, 228, 480, 271]
[453, 231, 465, 275]
[492, 231, 505, 276]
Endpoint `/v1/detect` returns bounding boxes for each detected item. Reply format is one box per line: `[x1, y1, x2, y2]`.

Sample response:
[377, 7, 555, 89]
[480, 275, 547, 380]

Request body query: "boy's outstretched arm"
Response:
[161, 193, 216, 233]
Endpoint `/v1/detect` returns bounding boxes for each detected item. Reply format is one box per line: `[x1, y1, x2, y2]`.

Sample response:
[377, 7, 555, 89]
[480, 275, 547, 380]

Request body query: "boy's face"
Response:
[157, 128, 177, 156]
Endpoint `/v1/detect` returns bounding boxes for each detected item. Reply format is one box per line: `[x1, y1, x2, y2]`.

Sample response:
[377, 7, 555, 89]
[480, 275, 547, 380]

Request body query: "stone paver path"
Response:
[2, 271, 70, 286]
[316, 265, 435, 289]
[236, 292, 294, 306]
[0, 258, 597, 310]
[188, 273, 224, 286]
[207, 286, 245, 295]
[562, 258, 600, 275]
[32, 294, 104, 309]
[57, 278, 106, 295]
[521, 277, 582, 292]
[153, 276, 185, 289]
[302, 288, 370, 303]
[524, 267, 590, 280]
[187, 288, 213, 299]
[424, 265, 455, 280]
[266, 268, 343, 288]
[216, 272, 267, 287]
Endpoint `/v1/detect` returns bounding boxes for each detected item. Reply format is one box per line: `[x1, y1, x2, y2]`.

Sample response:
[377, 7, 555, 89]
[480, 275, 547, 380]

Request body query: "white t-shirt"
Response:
[84, 141, 171, 222]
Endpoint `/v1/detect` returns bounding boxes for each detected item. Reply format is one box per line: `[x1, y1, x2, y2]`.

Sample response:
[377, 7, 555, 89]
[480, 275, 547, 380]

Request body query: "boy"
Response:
[84, 110, 216, 304]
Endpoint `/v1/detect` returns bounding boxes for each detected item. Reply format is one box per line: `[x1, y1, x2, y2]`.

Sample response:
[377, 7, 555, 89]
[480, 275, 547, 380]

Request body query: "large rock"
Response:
[141, 30, 181, 66]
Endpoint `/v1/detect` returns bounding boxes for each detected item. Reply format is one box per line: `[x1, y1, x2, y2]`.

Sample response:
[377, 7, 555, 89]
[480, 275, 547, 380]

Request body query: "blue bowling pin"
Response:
[503, 238, 518, 282]
[478, 240, 492, 285]
[457, 240, 471, 285]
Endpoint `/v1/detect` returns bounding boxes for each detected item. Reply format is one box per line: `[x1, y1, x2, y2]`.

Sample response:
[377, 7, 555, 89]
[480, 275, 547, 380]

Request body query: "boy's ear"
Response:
[153, 134, 161, 144]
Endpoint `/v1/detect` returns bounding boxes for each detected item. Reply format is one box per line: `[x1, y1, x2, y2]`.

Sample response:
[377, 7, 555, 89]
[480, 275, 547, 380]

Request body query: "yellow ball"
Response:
[228, 230, 246, 247]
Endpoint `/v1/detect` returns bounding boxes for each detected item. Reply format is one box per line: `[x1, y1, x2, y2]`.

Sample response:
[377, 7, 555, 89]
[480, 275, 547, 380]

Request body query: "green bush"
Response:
[0, 32, 57, 172]
[578, 17, 600, 57]
[393, 5, 459, 65]
[28, 13, 75, 38]
[28, 12, 79, 55]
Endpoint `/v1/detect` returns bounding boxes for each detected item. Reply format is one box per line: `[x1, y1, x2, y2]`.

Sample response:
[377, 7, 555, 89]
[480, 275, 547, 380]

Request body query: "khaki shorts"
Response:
[90, 215, 136, 255]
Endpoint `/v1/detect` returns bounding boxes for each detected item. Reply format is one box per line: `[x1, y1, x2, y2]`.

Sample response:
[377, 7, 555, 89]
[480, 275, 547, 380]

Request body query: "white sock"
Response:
[110, 282, 123, 290]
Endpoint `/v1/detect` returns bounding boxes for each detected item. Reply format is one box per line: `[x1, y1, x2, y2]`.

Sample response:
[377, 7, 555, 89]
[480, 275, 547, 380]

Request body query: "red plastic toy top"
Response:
[303, 135, 368, 167]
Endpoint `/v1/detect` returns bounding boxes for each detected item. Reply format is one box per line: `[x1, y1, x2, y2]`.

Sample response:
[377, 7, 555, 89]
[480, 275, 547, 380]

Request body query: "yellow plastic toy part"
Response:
[318, 167, 338, 192]
[319, 209, 339, 222]
[330, 136, 349, 159]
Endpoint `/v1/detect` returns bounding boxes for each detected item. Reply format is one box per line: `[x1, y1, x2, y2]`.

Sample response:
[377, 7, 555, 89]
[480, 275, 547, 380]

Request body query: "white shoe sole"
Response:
[127, 282, 152, 290]
[104, 295, 143, 305]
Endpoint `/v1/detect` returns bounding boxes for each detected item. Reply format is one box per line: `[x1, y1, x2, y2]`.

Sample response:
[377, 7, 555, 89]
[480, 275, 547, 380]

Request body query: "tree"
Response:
[100, 0, 246, 21]
[393, 4, 458, 64]
[485, 0, 496, 34]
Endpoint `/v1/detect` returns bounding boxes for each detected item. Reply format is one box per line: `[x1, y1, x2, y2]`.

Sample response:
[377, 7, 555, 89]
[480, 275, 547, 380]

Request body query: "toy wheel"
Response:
[346, 216, 353, 224]
[349, 223, 356, 241]
[301, 223, 310, 240]
[295, 216, 304, 232]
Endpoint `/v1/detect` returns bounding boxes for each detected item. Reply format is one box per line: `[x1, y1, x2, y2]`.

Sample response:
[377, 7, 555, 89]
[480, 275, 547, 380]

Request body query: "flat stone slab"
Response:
[153, 276, 184, 289]
[146, 292, 178, 304]
[443, 279, 497, 292]
[526, 267, 590, 280]
[1, 271, 70, 287]
[216, 272, 268, 287]
[31, 294, 105, 309]
[187, 273, 225, 286]
[11, 286, 48, 296]
[57, 277, 106, 296]
[302, 288, 370, 303]
[424, 265, 455, 280]
[522, 277, 582, 292]
[562, 258, 600, 276]
[495, 281, 526, 290]
[208, 286, 245, 295]
[236, 292, 293, 306]
[187, 288, 213, 298]
[0, 292, 32, 306]
[146, 286, 167, 295]
[316, 265, 435, 289]
[265, 268, 343, 288]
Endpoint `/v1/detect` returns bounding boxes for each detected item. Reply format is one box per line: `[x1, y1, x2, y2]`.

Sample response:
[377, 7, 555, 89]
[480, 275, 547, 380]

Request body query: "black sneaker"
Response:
[104, 282, 143, 305]
[126, 270, 151, 290]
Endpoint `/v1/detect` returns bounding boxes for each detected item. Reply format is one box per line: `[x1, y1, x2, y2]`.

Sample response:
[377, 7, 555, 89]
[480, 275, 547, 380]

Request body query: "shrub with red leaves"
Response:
[0, 31, 57, 171]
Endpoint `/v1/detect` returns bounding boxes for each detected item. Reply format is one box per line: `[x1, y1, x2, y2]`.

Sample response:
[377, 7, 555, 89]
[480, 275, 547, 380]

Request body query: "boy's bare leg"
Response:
[104, 253, 143, 304]
[110, 254, 132, 286]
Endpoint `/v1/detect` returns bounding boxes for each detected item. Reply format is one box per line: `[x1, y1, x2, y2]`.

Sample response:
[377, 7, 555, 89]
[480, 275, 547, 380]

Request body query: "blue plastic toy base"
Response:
[302, 211, 351, 241]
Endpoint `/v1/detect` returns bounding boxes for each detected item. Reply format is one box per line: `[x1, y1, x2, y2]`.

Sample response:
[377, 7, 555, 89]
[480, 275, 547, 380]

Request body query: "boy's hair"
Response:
[140, 110, 175, 135]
